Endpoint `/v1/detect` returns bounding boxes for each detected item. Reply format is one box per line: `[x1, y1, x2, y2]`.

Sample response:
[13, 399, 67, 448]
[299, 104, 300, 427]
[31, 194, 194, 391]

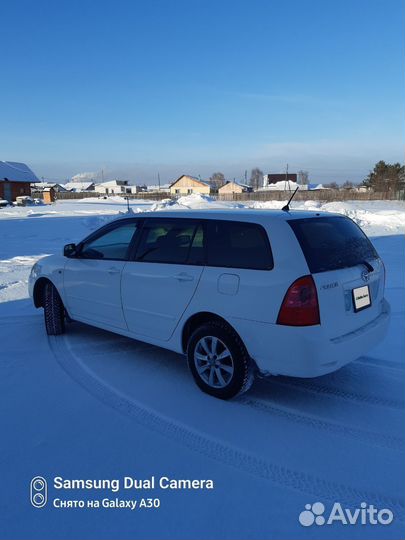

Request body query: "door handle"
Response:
[173, 272, 194, 282]
[108, 267, 121, 275]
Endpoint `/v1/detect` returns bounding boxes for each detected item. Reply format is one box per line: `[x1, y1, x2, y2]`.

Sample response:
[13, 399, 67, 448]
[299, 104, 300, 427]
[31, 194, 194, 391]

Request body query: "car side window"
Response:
[187, 225, 205, 265]
[136, 219, 203, 264]
[206, 220, 273, 270]
[80, 222, 139, 260]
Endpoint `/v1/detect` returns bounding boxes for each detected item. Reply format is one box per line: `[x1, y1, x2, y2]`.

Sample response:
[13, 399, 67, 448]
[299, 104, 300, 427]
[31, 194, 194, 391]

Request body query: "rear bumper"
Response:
[231, 299, 391, 377]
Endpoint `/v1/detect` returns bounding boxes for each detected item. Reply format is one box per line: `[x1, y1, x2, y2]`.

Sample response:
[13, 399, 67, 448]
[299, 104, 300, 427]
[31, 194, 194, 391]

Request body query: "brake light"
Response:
[277, 275, 320, 326]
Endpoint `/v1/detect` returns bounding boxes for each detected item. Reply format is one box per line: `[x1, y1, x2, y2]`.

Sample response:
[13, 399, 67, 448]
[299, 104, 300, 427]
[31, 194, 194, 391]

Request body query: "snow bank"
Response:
[149, 193, 245, 211]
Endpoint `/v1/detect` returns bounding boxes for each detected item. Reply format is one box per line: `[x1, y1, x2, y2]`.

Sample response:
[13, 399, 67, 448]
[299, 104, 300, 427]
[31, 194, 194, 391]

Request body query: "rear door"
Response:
[288, 216, 385, 338]
[121, 218, 204, 340]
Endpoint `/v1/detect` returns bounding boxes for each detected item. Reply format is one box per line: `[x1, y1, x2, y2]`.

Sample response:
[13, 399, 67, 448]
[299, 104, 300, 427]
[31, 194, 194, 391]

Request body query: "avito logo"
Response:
[299, 502, 393, 526]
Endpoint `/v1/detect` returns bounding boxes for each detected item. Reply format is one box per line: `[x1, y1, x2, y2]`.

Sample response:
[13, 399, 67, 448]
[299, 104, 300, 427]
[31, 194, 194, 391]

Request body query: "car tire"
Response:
[187, 321, 254, 399]
[43, 282, 65, 336]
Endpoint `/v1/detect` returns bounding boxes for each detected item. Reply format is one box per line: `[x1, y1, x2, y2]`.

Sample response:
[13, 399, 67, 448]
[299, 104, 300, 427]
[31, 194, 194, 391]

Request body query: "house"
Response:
[94, 180, 134, 195]
[218, 181, 252, 194]
[31, 182, 67, 193]
[0, 161, 39, 202]
[263, 173, 297, 188]
[147, 183, 171, 193]
[259, 180, 301, 191]
[64, 181, 95, 192]
[169, 175, 211, 196]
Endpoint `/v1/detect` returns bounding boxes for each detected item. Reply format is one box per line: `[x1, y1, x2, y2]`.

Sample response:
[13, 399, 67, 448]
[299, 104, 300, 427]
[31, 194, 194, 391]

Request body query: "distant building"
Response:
[258, 180, 301, 192]
[64, 181, 95, 192]
[31, 182, 67, 193]
[263, 173, 298, 188]
[147, 183, 171, 193]
[169, 175, 211, 196]
[218, 181, 252, 194]
[0, 161, 39, 202]
[133, 184, 148, 193]
[94, 180, 134, 195]
[43, 187, 57, 204]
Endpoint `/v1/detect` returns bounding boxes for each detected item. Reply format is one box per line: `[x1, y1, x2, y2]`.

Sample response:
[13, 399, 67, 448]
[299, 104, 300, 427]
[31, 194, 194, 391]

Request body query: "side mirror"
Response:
[63, 243, 77, 257]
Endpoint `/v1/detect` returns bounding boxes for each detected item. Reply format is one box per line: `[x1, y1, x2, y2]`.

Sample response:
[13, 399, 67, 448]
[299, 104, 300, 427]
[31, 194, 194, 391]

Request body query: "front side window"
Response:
[206, 221, 273, 270]
[80, 222, 139, 260]
[136, 219, 203, 264]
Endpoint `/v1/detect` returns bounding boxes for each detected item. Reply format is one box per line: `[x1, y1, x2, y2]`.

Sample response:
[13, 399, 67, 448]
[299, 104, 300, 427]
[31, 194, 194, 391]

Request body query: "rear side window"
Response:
[288, 216, 378, 273]
[206, 221, 273, 270]
[136, 219, 203, 264]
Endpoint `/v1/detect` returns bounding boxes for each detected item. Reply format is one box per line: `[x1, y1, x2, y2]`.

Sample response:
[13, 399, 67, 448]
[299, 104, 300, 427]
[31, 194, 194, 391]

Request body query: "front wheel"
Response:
[43, 282, 65, 335]
[187, 321, 254, 399]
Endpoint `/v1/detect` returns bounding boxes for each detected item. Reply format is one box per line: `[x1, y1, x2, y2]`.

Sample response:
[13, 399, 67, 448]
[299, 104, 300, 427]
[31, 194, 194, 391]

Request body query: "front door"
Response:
[121, 218, 204, 340]
[63, 220, 139, 330]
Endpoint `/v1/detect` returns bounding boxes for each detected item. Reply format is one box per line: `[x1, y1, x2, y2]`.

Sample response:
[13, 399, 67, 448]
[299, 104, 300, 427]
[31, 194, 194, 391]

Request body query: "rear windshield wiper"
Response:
[360, 260, 374, 273]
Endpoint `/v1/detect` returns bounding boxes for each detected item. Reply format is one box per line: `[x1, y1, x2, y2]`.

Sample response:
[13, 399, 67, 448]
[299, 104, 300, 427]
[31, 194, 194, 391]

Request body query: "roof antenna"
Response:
[282, 186, 299, 212]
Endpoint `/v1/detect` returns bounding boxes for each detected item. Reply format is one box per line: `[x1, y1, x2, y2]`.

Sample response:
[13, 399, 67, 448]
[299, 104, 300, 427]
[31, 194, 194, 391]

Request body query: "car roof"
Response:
[122, 208, 344, 222]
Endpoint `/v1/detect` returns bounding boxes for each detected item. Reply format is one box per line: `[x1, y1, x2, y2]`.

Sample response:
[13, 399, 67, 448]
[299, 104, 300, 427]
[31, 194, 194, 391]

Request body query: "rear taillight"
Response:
[277, 275, 320, 326]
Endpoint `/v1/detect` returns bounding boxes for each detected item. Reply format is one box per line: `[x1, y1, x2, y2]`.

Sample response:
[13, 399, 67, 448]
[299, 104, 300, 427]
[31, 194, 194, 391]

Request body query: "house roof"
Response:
[31, 182, 66, 190]
[219, 181, 250, 190]
[64, 181, 95, 191]
[96, 180, 130, 187]
[169, 175, 211, 188]
[0, 161, 39, 183]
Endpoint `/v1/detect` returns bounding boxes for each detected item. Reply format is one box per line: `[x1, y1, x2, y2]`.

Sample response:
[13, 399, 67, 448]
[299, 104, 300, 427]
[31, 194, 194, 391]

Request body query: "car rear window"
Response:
[206, 221, 273, 270]
[288, 216, 378, 273]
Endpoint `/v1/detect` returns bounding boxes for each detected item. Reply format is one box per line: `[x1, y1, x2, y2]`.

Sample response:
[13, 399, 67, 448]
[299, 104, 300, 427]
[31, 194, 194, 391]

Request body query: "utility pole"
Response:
[284, 163, 291, 193]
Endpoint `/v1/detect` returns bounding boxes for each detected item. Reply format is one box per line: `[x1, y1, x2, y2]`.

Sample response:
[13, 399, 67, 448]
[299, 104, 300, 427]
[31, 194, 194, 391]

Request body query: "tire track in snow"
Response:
[240, 397, 404, 451]
[355, 356, 405, 372]
[264, 378, 405, 411]
[48, 335, 405, 521]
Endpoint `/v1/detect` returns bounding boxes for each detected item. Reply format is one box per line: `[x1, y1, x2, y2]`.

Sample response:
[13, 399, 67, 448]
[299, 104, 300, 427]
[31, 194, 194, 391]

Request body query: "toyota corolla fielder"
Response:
[29, 209, 390, 399]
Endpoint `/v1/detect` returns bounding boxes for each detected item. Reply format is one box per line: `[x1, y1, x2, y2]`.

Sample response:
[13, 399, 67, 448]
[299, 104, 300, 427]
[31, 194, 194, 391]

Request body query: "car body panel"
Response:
[121, 261, 203, 340]
[63, 258, 128, 330]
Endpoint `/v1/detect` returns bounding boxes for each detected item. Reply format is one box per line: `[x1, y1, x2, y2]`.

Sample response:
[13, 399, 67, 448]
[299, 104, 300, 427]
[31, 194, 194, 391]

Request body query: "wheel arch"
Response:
[181, 311, 244, 354]
[33, 277, 55, 308]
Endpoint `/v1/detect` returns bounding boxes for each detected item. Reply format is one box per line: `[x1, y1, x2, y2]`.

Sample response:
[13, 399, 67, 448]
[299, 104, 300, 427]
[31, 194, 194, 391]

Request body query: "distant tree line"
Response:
[208, 161, 404, 193]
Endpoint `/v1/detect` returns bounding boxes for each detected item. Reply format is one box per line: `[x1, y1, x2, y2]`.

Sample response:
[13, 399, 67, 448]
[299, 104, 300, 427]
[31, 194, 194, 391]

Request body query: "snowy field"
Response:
[1, 195, 404, 539]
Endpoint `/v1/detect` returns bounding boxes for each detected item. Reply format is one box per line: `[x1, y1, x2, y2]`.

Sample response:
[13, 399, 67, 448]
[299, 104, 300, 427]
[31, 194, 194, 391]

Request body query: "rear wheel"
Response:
[43, 282, 65, 335]
[187, 321, 254, 399]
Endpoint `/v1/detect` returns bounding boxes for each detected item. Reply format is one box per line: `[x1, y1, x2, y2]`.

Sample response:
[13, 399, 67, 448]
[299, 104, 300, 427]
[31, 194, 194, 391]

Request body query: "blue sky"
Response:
[0, 0, 403, 184]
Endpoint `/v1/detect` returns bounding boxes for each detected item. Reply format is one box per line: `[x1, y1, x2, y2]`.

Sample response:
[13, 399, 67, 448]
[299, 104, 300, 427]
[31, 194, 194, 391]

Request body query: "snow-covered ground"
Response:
[1, 195, 404, 539]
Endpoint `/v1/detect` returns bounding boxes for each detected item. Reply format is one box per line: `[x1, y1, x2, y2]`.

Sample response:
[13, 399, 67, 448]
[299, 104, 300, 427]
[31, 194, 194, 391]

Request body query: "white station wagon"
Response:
[29, 209, 390, 399]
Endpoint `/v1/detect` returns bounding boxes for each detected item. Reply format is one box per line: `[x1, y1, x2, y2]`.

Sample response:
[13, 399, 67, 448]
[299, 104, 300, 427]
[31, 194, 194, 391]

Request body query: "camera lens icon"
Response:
[30, 476, 47, 508]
